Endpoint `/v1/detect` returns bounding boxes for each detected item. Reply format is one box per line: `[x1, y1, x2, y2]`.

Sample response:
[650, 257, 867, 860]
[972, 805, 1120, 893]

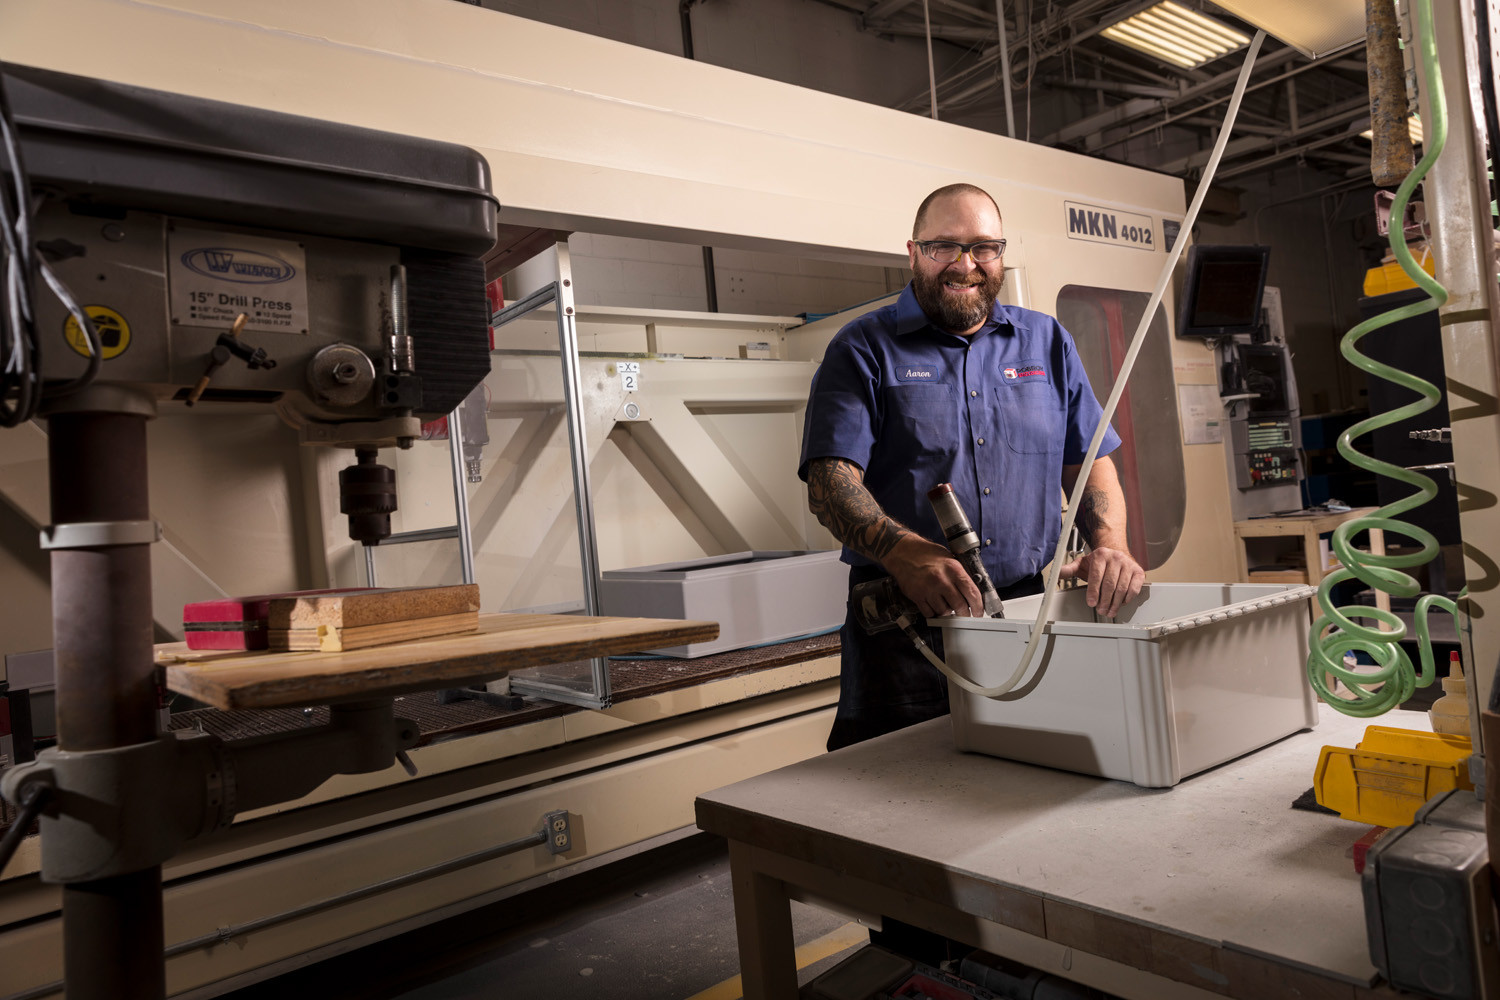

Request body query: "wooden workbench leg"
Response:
[1234, 532, 1249, 583]
[1303, 530, 1323, 591]
[729, 840, 798, 1000]
[1370, 527, 1391, 619]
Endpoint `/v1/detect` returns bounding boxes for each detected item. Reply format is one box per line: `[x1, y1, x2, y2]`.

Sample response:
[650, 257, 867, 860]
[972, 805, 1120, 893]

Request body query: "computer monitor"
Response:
[1175, 244, 1271, 338]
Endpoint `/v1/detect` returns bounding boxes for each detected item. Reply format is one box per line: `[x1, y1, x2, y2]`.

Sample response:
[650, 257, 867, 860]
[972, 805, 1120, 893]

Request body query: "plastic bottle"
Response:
[1429, 650, 1470, 739]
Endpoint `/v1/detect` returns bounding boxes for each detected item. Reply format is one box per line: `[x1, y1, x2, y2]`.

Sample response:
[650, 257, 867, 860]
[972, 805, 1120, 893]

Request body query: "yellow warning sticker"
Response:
[63, 306, 131, 360]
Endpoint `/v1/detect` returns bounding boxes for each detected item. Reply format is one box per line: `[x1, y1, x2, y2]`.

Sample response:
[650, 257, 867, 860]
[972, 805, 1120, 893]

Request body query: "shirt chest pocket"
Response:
[994, 379, 1064, 454]
[882, 383, 957, 458]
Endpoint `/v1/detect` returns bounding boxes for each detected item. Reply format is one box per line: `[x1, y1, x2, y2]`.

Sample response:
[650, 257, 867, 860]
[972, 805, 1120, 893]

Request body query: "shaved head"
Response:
[912, 184, 1002, 239]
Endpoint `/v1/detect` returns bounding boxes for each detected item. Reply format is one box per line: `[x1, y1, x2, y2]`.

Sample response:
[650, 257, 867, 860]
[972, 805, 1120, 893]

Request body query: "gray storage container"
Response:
[598, 550, 847, 657]
[938, 582, 1318, 787]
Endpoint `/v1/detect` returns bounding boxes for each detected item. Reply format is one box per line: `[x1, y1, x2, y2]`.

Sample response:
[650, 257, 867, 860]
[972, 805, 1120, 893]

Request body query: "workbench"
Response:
[696, 705, 1410, 999]
[1233, 507, 1391, 620]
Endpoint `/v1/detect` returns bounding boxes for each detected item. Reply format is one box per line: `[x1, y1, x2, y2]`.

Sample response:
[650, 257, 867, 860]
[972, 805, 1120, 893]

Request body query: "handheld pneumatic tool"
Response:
[852, 484, 1005, 640]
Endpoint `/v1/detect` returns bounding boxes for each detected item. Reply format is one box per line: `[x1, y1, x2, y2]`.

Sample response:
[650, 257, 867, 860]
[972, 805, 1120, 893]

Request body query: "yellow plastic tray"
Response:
[1314, 726, 1473, 828]
[1362, 255, 1436, 297]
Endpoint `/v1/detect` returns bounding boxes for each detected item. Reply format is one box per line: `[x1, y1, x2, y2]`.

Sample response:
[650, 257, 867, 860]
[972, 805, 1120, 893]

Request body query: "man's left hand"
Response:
[1058, 547, 1144, 618]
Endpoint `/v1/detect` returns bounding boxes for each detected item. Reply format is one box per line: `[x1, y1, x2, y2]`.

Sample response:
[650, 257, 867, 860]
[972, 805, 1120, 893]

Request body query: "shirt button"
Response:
[977, 437, 985, 445]
[984, 538, 992, 546]
[983, 487, 991, 495]
[970, 390, 978, 397]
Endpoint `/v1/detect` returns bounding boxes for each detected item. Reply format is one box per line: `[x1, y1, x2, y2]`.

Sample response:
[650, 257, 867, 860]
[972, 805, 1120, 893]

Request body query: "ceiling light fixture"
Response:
[1101, 1, 1251, 70]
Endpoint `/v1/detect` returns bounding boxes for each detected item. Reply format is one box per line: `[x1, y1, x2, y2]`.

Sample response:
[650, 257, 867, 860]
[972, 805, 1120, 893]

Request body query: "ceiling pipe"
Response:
[995, 0, 1015, 137]
[679, 0, 719, 312]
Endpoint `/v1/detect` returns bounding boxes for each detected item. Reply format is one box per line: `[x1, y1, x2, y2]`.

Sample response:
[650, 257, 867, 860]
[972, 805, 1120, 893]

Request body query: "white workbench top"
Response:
[698, 704, 1426, 991]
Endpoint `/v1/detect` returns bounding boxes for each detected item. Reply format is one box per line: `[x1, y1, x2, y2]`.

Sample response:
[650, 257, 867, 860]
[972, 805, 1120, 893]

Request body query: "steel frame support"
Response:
[1418, 0, 1500, 749]
[488, 245, 610, 710]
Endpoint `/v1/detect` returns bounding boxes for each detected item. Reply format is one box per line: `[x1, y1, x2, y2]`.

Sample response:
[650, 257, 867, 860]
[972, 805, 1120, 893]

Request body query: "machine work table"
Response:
[696, 704, 1410, 1000]
[157, 612, 718, 710]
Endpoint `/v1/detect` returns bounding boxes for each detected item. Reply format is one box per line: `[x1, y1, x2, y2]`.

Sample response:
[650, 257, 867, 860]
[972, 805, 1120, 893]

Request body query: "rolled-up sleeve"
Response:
[1059, 332, 1122, 465]
[798, 336, 881, 481]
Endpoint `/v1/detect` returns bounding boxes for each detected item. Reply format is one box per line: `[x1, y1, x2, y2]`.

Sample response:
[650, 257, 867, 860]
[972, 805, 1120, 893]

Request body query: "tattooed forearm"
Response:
[806, 458, 911, 561]
[1076, 484, 1109, 548]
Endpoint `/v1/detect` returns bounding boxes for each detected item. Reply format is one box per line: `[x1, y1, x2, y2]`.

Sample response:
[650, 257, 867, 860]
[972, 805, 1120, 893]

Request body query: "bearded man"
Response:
[799, 183, 1145, 751]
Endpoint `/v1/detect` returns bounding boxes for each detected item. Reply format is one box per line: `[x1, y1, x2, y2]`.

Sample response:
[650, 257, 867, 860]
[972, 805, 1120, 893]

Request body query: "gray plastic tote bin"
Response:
[936, 582, 1318, 787]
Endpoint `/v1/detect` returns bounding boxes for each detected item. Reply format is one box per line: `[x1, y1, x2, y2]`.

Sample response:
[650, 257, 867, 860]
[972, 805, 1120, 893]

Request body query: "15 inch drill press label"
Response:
[167, 228, 310, 335]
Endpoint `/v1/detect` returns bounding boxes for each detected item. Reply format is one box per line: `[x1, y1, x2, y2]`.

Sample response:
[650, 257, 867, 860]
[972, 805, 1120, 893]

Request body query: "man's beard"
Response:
[912, 266, 1005, 332]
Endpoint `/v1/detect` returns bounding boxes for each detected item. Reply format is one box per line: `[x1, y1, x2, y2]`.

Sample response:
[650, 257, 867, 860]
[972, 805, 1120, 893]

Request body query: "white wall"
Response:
[479, 0, 937, 315]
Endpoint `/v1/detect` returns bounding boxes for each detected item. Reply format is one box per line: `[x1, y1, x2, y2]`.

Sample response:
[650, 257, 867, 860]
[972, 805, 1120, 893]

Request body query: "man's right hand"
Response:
[883, 535, 984, 619]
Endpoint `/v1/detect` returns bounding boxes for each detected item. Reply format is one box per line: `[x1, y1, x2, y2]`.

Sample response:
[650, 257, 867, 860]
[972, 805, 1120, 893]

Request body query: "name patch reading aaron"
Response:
[895, 366, 939, 382]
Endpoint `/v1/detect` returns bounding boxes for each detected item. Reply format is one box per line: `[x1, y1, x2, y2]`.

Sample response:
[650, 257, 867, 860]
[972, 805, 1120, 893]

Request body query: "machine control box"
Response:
[1235, 419, 1298, 489]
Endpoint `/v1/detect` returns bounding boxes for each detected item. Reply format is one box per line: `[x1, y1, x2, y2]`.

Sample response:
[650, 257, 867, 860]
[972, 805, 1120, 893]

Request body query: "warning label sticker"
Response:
[64, 305, 131, 360]
[167, 228, 309, 335]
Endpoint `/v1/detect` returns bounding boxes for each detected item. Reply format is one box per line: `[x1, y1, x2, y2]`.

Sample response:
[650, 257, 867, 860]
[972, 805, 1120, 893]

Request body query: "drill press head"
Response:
[7, 63, 498, 450]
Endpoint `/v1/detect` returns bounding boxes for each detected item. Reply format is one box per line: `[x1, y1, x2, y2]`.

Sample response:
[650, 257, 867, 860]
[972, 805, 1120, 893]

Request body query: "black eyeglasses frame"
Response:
[912, 239, 1008, 263]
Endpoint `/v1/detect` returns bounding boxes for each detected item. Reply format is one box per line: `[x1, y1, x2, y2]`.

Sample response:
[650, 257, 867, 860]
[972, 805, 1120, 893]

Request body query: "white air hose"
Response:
[920, 30, 1269, 699]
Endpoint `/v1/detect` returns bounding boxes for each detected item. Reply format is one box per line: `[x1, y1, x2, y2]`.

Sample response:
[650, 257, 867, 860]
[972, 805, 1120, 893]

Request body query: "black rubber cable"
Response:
[0, 782, 50, 874]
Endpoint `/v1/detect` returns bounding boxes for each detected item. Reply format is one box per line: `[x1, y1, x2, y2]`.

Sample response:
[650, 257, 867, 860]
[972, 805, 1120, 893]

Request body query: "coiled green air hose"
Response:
[1305, 0, 1461, 717]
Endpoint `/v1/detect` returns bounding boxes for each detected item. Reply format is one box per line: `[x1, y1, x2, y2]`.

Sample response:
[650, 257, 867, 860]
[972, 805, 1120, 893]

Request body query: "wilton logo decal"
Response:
[181, 247, 297, 284]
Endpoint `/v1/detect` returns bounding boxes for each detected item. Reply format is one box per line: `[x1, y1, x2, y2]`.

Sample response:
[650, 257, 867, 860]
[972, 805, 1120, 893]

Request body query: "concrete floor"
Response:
[218, 832, 865, 1000]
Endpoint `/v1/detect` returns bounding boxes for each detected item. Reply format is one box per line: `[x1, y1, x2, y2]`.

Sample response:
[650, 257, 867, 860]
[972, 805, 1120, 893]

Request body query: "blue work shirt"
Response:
[798, 284, 1120, 588]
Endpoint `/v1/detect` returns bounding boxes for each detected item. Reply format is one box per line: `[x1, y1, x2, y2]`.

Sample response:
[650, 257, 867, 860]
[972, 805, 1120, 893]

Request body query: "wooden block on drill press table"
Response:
[264, 584, 481, 652]
[271, 610, 480, 652]
[158, 612, 721, 709]
[266, 584, 480, 629]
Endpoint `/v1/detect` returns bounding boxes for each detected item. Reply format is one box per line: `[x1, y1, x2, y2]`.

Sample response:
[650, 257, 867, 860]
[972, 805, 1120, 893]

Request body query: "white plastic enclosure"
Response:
[597, 549, 848, 657]
[938, 582, 1318, 787]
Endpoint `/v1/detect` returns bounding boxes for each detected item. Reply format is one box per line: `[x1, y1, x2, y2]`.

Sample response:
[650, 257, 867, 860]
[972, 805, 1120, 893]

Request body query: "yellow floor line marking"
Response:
[683, 921, 869, 1000]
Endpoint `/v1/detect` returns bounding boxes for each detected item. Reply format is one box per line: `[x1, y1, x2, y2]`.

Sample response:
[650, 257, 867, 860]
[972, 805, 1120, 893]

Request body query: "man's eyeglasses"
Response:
[913, 239, 1007, 264]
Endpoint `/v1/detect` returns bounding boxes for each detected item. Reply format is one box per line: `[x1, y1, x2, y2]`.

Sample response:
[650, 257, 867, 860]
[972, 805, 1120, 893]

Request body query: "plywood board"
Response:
[160, 612, 718, 710]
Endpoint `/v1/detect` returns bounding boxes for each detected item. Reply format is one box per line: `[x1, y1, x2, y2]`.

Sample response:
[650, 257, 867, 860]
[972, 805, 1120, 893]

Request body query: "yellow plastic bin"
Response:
[1362, 255, 1436, 296]
[1314, 726, 1473, 828]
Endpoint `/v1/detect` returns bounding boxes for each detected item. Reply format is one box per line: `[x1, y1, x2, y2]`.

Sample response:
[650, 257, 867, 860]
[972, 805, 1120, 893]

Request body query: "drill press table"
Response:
[697, 704, 1409, 999]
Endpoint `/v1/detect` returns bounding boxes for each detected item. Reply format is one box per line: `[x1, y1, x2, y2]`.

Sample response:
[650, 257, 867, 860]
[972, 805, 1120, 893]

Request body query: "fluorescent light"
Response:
[1359, 117, 1424, 146]
[1207, 0, 1363, 60]
[1101, 1, 1251, 70]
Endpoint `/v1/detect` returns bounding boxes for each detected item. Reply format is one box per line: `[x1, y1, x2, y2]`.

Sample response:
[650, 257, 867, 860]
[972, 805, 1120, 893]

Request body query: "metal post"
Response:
[922, 0, 939, 120]
[46, 391, 164, 1000]
[552, 243, 603, 617]
[447, 405, 476, 585]
[552, 243, 610, 700]
[486, 267, 613, 709]
[995, 0, 1015, 138]
[1417, 0, 1500, 750]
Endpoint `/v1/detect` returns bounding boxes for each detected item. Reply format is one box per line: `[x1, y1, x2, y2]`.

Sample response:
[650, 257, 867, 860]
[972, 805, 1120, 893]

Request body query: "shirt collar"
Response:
[893, 282, 1008, 338]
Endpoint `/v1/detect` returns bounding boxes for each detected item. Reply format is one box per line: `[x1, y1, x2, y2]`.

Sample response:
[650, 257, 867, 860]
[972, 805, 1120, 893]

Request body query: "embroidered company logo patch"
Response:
[1005, 364, 1046, 381]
